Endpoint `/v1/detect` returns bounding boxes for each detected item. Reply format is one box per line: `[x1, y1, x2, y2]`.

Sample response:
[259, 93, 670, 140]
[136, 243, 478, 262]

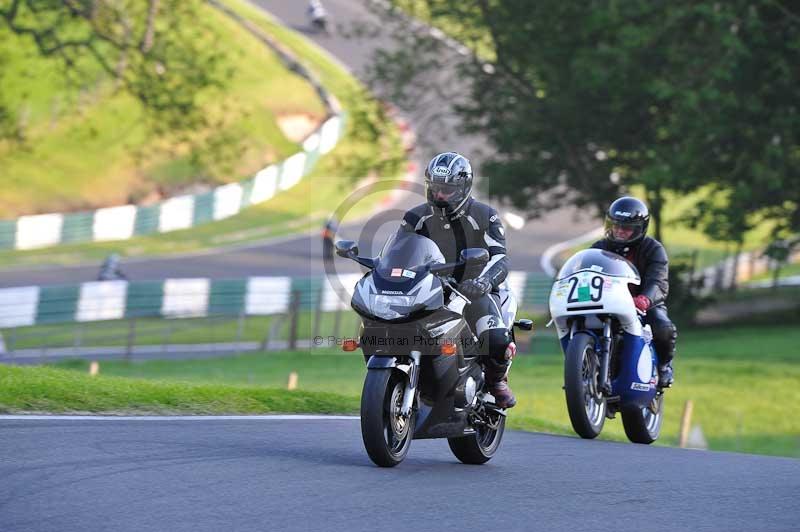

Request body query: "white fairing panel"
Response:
[549, 271, 642, 338]
[446, 293, 467, 315]
[499, 287, 518, 330]
[637, 345, 654, 382]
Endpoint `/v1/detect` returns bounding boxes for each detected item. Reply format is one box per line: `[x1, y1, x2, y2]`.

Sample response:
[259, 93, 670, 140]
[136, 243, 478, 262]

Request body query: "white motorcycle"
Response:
[549, 249, 665, 444]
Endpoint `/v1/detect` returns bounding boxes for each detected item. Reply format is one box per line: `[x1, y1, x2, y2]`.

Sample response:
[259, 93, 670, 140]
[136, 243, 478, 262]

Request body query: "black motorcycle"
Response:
[336, 233, 531, 467]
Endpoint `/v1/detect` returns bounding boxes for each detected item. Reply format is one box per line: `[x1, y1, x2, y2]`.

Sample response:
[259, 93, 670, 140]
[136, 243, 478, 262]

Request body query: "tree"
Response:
[363, 0, 800, 243]
[0, 0, 229, 137]
[666, 1, 800, 242]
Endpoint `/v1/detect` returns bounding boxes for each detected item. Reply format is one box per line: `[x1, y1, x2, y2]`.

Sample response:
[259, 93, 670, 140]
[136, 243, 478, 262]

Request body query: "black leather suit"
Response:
[592, 237, 677, 365]
[399, 198, 511, 363]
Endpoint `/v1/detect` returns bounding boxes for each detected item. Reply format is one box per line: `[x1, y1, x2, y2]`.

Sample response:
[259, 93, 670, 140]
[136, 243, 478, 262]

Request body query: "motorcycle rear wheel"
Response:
[447, 412, 505, 464]
[621, 392, 664, 444]
[361, 369, 414, 467]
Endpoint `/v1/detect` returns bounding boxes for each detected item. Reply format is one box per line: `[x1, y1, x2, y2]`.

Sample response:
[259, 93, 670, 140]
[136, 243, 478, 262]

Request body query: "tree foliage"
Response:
[365, 0, 800, 243]
[0, 0, 229, 136]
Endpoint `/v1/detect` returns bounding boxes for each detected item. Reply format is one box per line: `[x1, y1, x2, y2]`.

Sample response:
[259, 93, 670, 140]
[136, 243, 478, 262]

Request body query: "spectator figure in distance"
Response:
[322, 216, 338, 264]
[97, 253, 128, 281]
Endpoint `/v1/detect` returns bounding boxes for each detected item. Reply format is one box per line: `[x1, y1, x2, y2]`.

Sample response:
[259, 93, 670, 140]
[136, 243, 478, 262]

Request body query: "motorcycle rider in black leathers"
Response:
[397, 152, 517, 408]
[591, 196, 676, 387]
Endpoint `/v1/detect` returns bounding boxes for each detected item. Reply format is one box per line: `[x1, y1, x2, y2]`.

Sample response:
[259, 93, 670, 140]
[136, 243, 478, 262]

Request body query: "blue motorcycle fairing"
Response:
[559, 335, 570, 354]
[611, 332, 658, 407]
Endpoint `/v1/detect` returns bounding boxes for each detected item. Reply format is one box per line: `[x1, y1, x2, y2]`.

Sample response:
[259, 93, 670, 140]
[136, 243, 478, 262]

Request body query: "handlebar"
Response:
[437, 275, 472, 305]
[427, 262, 459, 276]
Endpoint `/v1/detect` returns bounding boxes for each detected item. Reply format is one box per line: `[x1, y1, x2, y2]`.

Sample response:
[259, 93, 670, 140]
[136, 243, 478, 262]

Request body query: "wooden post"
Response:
[262, 316, 277, 351]
[730, 243, 743, 292]
[235, 311, 246, 344]
[73, 323, 84, 352]
[333, 308, 342, 341]
[125, 318, 137, 361]
[7, 328, 15, 355]
[288, 291, 300, 351]
[312, 288, 323, 342]
[679, 399, 694, 448]
[287, 371, 298, 391]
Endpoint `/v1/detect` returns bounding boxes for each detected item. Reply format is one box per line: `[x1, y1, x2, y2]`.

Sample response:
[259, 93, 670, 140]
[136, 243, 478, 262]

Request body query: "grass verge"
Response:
[3, 322, 796, 458]
[0, 364, 357, 415]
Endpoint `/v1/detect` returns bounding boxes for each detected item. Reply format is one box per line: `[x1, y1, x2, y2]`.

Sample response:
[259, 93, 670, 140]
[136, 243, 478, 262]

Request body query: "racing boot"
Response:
[485, 358, 516, 409]
[658, 362, 674, 388]
[652, 316, 677, 388]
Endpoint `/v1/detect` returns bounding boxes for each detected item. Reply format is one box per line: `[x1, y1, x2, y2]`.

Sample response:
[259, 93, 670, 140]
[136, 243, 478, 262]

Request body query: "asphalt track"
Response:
[0, 0, 596, 288]
[0, 416, 798, 532]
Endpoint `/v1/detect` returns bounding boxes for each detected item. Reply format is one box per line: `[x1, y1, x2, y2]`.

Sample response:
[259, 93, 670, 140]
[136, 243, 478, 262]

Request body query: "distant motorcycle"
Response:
[549, 249, 665, 444]
[308, 2, 329, 35]
[336, 233, 531, 467]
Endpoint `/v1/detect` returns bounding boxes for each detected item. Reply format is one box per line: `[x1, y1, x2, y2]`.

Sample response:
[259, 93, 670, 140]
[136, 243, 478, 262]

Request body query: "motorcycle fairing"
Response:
[611, 332, 658, 407]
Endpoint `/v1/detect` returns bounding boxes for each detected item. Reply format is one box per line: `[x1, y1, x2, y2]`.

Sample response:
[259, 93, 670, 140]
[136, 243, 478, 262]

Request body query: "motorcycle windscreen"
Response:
[352, 233, 446, 321]
[557, 249, 640, 284]
[375, 232, 445, 282]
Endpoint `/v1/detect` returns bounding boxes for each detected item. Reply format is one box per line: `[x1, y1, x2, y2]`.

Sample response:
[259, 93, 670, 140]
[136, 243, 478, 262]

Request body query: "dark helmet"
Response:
[424, 152, 473, 214]
[604, 196, 650, 249]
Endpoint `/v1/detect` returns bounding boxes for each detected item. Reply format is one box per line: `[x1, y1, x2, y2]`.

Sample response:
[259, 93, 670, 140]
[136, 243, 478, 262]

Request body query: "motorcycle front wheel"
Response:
[360, 369, 414, 467]
[564, 333, 606, 439]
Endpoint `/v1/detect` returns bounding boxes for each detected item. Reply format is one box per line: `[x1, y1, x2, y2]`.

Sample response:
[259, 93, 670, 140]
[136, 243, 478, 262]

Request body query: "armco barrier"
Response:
[0, 0, 346, 251]
[0, 272, 555, 329]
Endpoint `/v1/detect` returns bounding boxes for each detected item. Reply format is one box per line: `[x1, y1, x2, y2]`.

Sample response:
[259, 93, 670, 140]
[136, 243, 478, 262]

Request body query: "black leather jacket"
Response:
[591, 236, 669, 306]
[398, 198, 509, 289]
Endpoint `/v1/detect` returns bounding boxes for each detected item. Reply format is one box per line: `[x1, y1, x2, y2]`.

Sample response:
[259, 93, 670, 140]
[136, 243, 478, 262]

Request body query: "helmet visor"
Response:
[427, 182, 461, 198]
[604, 216, 646, 244]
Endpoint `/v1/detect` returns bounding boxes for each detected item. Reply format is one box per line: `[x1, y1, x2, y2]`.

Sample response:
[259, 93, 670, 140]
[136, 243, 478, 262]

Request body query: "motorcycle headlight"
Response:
[369, 294, 417, 320]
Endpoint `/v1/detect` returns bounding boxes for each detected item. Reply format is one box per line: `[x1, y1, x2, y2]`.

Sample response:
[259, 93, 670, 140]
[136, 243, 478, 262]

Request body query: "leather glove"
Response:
[458, 277, 492, 300]
[633, 295, 651, 312]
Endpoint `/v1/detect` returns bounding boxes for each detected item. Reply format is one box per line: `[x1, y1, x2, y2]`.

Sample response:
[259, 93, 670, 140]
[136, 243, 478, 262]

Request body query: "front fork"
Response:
[399, 350, 421, 417]
[571, 319, 613, 396]
[598, 319, 613, 395]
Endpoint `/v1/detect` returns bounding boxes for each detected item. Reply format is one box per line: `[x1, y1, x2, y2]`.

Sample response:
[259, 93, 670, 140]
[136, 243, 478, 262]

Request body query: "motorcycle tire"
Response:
[361, 369, 414, 467]
[621, 392, 664, 444]
[448, 414, 505, 464]
[564, 333, 606, 439]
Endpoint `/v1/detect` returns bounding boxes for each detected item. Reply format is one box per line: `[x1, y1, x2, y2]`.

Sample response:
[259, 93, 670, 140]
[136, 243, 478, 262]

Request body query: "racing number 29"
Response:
[567, 276, 603, 303]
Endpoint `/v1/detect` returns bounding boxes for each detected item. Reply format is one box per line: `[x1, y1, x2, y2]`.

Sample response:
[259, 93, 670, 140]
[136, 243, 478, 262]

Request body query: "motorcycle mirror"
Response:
[514, 319, 533, 331]
[335, 240, 358, 258]
[459, 248, 490, 267]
